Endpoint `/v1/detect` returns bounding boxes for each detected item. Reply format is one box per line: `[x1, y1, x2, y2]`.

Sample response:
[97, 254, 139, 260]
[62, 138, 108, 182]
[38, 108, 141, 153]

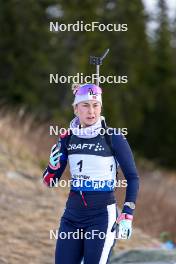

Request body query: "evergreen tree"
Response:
[141, 0, 176, 166]
[0, 0, 70, 119]
[102, 0, 152, 142]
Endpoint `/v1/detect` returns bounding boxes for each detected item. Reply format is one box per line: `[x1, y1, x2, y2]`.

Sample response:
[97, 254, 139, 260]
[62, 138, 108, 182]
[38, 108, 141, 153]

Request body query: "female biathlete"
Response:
[43, 83, 139, 264]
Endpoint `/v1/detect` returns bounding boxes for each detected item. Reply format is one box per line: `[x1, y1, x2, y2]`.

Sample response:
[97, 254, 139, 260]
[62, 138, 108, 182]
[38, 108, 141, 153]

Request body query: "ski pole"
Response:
[90, 48, 110, 86]
[111, 221, 119, 232]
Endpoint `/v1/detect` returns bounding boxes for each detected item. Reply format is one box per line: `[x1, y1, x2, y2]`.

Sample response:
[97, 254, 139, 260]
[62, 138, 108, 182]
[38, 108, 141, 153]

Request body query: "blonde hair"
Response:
[71, 83, 81, 95]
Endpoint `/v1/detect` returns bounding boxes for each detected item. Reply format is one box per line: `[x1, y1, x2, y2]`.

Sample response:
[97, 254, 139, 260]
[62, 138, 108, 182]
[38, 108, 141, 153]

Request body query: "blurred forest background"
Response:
[0, 0, 176, 168]
[0, 1, 176, 262]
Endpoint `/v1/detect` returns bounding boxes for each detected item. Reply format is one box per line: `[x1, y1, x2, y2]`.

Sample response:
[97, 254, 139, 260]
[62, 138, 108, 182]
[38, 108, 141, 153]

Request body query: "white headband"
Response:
[73, 93, 102, 105]
[72, 84, 102, 105]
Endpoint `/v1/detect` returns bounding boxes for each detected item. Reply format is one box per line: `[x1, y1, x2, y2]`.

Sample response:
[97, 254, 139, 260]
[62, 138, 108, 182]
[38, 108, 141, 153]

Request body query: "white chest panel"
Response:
[68, 154, 116, 181]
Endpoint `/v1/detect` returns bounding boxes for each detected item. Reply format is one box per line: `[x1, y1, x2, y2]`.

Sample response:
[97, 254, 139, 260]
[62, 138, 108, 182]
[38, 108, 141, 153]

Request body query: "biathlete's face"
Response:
[74, 100, 101, 127]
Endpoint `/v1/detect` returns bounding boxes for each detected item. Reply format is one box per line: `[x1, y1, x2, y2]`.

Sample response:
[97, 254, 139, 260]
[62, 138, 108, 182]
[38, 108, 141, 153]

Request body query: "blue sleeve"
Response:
[112, 133, 139, 214]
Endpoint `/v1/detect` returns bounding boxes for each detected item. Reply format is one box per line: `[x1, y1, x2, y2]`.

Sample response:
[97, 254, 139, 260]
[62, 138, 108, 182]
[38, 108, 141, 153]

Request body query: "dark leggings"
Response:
[55, 203, 117, 264]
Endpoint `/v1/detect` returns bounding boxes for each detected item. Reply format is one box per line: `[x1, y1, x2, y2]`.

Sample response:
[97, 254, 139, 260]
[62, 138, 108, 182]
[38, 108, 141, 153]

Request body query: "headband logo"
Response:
[88, 88, 97, 96]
